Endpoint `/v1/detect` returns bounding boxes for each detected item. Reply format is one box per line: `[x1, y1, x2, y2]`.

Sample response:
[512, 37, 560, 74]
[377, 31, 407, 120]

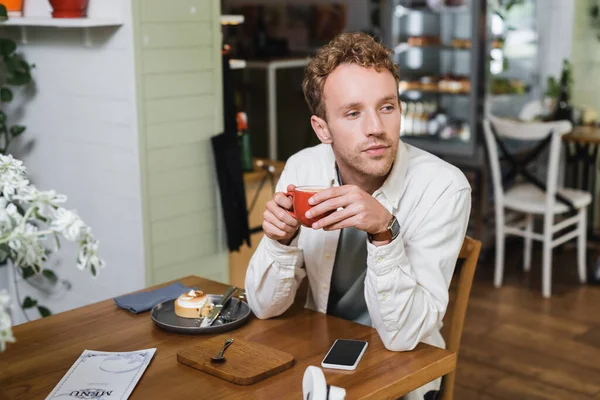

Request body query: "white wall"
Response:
[0, 0, 144, 325]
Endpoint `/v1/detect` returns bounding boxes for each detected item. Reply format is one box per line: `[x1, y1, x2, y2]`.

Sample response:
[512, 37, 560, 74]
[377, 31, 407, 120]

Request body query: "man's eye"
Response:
[382, 105, 394, 112]
[347, 111, 360, 118]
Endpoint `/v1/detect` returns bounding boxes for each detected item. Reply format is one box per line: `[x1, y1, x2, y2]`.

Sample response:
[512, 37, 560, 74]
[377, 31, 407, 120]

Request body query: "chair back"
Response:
[482, 115, 572, 214]
[440, 236, 481, 400]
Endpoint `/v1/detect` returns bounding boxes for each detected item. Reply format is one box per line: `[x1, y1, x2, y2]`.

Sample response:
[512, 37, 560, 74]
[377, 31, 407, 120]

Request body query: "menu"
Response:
[45, 348, 156, 400]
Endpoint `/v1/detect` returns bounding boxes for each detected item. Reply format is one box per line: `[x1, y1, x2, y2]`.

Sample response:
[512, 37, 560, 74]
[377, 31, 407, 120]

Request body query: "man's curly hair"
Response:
[302, 32, 400, 120]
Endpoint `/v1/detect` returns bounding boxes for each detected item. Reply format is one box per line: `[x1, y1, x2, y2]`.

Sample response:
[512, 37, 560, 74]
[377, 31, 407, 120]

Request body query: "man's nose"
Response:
[364, 110, 384, 136]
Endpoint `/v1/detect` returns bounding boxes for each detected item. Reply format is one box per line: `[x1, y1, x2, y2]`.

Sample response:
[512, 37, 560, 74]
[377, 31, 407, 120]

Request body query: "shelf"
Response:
[229, 59, 246, 70]
[395, 4, 469, 16]
[0, 17, 124, 46]
[0, 17, 123, 27]
[399, 89, 470, 96]
[394, 43, 471, 53]
[401, 134, 469, 143]
[220, 15, 244, 25]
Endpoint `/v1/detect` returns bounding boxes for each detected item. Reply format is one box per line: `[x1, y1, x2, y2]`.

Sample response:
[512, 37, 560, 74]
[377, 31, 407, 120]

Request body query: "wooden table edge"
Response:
[359, 351, 457, 400]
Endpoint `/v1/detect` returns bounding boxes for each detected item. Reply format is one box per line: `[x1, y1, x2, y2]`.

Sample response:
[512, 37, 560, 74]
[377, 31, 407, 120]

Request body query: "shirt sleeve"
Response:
[364, 187, 471, 351]
[244, 165, 307, 320]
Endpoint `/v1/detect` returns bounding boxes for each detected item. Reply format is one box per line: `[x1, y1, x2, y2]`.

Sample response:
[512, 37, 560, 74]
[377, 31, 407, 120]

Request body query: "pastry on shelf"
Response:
[407, 35, 441, 47]
[420, 76, 439, 91]
[459, 78, 471, 93]
[451, 38, 471, 49]
[174, 289, 215, 319]
[438, 75, 470, 93]
[491, 39, 504, 49]
[399, 80, 422, 92]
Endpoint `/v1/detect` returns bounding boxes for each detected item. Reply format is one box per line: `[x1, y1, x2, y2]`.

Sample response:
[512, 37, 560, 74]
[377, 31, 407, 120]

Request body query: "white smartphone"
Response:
[321, 339, 368, 371]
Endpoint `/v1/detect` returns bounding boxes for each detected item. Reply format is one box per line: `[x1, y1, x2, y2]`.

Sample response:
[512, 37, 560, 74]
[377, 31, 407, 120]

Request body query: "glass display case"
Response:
[382, 0, 487, 158]
[486, 0, 539, 118]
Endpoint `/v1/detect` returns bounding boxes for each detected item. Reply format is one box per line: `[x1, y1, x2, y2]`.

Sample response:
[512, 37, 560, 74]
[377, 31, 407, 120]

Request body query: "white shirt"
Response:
[245, 141, 471, 398]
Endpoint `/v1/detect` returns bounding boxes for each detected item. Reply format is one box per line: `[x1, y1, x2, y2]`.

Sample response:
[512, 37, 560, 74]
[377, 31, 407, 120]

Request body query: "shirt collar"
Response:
[327, 141, 408, 208]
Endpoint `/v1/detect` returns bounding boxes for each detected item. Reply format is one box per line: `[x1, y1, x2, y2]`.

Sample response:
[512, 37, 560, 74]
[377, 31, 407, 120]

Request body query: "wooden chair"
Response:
[440, 236, 481, 400]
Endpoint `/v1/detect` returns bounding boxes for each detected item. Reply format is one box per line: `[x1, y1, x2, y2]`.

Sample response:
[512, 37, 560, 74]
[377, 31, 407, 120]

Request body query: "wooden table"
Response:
[563, 126, 600, 236]
[563, 126, 600, 280]
[0, 276, 456, 399]
[563, 125, 600, 145]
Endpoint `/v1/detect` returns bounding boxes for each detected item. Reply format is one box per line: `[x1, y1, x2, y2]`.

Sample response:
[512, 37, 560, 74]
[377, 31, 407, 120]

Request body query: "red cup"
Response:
[285, 186, 333, 227]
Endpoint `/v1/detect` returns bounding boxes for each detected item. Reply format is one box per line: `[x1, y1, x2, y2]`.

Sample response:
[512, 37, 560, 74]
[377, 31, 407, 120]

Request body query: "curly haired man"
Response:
[245, 32, 471, 400]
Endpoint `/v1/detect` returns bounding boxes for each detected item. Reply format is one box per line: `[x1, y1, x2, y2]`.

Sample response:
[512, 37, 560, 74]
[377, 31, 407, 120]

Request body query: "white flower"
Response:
[13, 186, 67, 219]
[50, 208, 86, 242]
[0, 154, 105, 353]
[0, 171, 29, 201]
[0, 290, 15, 352]
[0, 154, 26, 176]
[0, 199, 15, 235]
[0, 154, 29, 201]
[8, 223, 47, 269]
[77, 236, 105, 275]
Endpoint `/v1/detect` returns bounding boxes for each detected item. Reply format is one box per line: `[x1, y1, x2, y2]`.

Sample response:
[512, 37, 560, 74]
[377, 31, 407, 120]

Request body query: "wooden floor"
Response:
[452, 240, 600, 400]
[230, 237, 600, 400]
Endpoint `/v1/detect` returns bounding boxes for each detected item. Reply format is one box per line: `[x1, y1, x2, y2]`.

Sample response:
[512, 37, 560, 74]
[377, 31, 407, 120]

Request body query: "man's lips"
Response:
[363, 145, 390, 155]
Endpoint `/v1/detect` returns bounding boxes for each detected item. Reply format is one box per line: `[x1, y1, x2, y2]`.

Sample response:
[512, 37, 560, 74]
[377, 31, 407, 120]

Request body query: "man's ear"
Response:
[310, 115, 332, 144]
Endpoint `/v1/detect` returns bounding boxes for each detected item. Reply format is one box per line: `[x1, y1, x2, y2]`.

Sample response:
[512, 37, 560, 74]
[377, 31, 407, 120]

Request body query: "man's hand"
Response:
[263, 184, 301, 245]
[306, 185, 392, 238]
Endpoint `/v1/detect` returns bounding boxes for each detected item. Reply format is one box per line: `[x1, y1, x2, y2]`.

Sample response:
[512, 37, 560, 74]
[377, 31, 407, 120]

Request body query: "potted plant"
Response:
[544, 59, 573, 114]
[0, 153, 105, 352]
[48, 0, 89, 18]
[0, 0, 23, 17]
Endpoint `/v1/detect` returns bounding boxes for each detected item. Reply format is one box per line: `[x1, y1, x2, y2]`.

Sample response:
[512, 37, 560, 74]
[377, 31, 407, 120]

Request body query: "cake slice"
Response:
[174, 289, 214, 319]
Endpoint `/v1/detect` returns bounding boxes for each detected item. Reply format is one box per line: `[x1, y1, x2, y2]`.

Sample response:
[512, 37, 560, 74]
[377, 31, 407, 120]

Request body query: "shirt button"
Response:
[376, 256, 384, 263]
[324, 253, 332, 260]
[321, 284, 328, 289]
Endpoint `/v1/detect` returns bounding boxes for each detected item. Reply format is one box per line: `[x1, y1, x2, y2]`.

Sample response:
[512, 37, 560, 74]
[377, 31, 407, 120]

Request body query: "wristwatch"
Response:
[368, 216, 400, 242]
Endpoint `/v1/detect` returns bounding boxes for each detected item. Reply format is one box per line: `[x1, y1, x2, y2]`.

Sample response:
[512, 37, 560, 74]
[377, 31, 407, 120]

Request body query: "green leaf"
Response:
[22, 296, 38, 309]
[37, 306, 52, 318]
[0, 110, 6, 122]
[505, 0, 524, 12]
[0, 5, 7, 21]
[0, 245, 9, 264]
[42, 269, 58, 284]
[0, 87, 12, 102]
[5, 58, 32, 85]
[91, 264, 97, 276]
[0, 38, 16, 57]
[21, 266, 36, 279]
[10, 125, 25, 137]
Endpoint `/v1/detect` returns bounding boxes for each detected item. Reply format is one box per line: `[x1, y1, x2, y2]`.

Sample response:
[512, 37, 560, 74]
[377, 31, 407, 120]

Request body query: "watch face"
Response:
[390, 217, 400, 237]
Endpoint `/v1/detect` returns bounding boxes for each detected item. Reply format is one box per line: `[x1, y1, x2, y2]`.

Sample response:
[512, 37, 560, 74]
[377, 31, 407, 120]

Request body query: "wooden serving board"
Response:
[177, 335, 295, 385]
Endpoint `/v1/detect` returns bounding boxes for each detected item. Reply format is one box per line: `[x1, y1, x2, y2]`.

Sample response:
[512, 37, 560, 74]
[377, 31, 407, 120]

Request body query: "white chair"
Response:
[483, 115, 591, 298]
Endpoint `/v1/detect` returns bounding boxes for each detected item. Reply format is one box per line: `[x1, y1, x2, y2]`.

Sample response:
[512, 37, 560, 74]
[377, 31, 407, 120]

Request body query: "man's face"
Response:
[318, 63, 400, 178]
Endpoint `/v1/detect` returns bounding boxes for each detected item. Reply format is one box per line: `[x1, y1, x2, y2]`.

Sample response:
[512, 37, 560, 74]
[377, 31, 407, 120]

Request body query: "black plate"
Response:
[150, 295, 251, 335]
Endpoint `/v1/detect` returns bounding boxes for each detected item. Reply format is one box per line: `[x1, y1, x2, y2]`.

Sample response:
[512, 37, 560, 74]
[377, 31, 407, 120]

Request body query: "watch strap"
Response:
[368, 216, 398, 242]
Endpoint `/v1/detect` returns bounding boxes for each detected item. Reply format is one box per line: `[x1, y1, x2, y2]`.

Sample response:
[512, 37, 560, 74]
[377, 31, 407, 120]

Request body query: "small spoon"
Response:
[210, 338, 234, 363]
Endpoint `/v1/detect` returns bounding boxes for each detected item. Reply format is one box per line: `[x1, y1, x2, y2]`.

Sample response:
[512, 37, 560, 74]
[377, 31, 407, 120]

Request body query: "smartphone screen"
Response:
[322, 339, 368, 370]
